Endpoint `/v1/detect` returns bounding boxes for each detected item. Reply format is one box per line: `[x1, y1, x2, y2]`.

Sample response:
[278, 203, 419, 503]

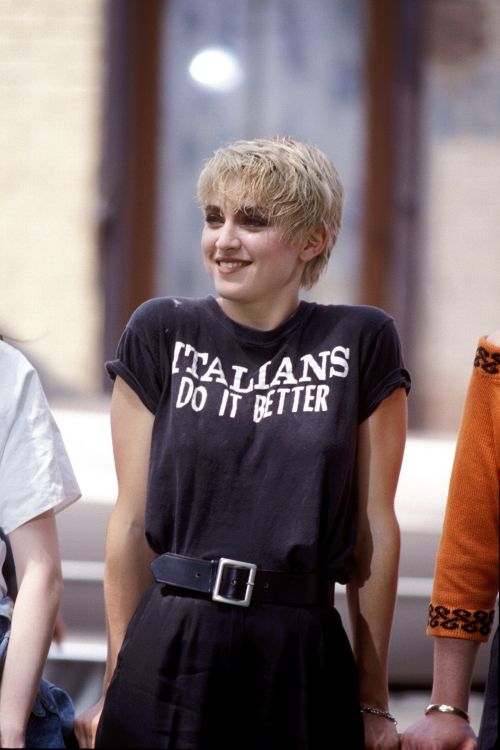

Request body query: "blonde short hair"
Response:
[197, 137, 344, 289]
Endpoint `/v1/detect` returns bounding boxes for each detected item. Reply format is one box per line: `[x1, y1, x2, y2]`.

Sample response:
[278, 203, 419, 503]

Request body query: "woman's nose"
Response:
[216, 220, 241, 250]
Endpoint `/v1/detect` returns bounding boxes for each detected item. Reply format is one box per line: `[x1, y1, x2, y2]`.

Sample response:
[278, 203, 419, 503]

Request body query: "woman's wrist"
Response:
[0, 726, 26, 748]
[360, 706, 398, 725]
[425, 703, 470, 723]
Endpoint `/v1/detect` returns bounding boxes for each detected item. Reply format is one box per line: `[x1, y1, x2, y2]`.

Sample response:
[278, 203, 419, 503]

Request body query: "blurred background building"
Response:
[1, 0, 499, 729]
[2, 0, 499, 427]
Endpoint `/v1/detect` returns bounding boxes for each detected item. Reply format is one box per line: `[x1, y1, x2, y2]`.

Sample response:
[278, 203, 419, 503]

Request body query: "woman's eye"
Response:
[205, 213, 223, 225]
[244, 214, 268, 227]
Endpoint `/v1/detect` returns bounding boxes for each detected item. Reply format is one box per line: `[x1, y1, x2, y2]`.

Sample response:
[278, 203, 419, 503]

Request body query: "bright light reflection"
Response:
[188, 47, 243, 92]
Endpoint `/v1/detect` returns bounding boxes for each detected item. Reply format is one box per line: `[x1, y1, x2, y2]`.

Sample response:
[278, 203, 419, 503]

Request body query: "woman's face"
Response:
[201, 196, 307, 314]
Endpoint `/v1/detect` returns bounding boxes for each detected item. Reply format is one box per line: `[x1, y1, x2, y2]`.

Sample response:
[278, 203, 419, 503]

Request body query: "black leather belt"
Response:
[151, 553, 334, 608]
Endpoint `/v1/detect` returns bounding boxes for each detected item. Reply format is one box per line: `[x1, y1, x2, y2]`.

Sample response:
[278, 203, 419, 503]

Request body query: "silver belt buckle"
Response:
[212, 558, 257, 607]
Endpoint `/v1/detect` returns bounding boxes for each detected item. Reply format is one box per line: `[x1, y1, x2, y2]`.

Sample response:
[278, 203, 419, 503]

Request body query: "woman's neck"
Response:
[216, 295, 301, 331]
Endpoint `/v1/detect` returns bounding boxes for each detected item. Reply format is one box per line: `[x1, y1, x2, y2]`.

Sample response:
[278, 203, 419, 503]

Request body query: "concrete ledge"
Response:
[48, 638, 107, 663]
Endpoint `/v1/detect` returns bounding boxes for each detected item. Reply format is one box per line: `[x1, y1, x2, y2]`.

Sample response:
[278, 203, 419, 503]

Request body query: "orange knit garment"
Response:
[427, 336, 500, 642]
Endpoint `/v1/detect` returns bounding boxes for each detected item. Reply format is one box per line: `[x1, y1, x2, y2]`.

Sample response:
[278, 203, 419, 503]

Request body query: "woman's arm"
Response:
[102, 375, 157, 685]
[402, 638, 479, 750]
[347, 387, 407, 750]
[74, 376, 156, 749]
[0, 510, 63, 749]
[402, 329, 500, 750]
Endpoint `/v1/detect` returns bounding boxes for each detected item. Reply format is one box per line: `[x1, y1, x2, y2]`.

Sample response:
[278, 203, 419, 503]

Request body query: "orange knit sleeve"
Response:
[427, 336, 500, 642]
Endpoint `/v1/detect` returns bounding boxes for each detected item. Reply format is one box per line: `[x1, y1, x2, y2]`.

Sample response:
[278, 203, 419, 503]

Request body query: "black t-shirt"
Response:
[106, 296, 410, 583]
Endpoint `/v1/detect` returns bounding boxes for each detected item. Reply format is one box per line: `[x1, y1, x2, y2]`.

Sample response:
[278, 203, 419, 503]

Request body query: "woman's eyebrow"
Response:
[240, 205, 268, 217]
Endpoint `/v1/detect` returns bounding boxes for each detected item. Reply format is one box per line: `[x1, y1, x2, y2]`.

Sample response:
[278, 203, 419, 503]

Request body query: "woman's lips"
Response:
[215, 259, 252, 272]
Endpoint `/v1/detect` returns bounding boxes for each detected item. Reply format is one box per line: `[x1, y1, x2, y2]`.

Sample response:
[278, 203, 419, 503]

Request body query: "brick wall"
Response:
[0, 0, 104, 395]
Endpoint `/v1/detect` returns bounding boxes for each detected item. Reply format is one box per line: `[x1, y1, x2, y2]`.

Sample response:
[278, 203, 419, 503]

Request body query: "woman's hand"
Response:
[401, 713, 477, 749]
[74, 696, 105, 749]
[363, 712, 401, 750]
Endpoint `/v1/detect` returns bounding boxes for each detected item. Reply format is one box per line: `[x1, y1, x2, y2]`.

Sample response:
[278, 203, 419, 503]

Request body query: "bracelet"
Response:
[425, 704, 470, 723]
[360, 706, 397, 725]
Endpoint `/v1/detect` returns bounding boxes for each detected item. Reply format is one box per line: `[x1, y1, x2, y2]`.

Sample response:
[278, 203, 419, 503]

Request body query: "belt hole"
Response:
[195, 572, 201, 578]
[231, 578, 237, 585]
[263, 582, 269, 589]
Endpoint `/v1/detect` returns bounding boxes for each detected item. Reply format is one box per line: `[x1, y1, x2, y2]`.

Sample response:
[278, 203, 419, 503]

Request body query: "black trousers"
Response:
[96, 585, 364, 749]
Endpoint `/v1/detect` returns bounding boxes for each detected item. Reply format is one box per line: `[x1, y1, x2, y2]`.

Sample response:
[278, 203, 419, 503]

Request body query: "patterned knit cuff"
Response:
[427, 602, 495, 642]
[474, 339, 500, 377]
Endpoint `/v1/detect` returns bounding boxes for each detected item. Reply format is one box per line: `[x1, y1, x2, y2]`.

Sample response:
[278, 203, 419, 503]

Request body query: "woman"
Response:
[403, 330, 500, 750]
[77, 137, 410, 749]
[0, 338, 81, 748]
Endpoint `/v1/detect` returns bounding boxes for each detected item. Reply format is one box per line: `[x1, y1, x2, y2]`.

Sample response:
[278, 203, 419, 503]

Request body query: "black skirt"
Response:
[96, 585, 364, 750]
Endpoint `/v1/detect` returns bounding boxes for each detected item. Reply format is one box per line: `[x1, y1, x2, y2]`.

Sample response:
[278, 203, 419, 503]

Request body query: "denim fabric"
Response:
[0, 607, 13, 665]
[1, 602, 77, 748]
[26, 679, 78, 749]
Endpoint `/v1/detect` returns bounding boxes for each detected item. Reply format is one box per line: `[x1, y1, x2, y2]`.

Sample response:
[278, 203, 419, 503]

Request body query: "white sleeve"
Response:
[0, 351, 81, 535]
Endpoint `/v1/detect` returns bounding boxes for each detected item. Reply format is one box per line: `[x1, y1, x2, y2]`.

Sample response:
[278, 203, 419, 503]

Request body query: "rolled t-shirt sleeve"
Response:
[0, 357, 81, 535]
[358, 316, 411, 423]
[105, 300, 166, 414]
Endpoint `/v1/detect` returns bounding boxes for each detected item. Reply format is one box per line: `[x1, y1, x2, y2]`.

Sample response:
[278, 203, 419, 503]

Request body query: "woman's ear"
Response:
[299, 226, 329, 262]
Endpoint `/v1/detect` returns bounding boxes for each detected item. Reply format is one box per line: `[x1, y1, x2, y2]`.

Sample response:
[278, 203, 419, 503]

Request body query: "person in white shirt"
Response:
[0, 338, 81, 748]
